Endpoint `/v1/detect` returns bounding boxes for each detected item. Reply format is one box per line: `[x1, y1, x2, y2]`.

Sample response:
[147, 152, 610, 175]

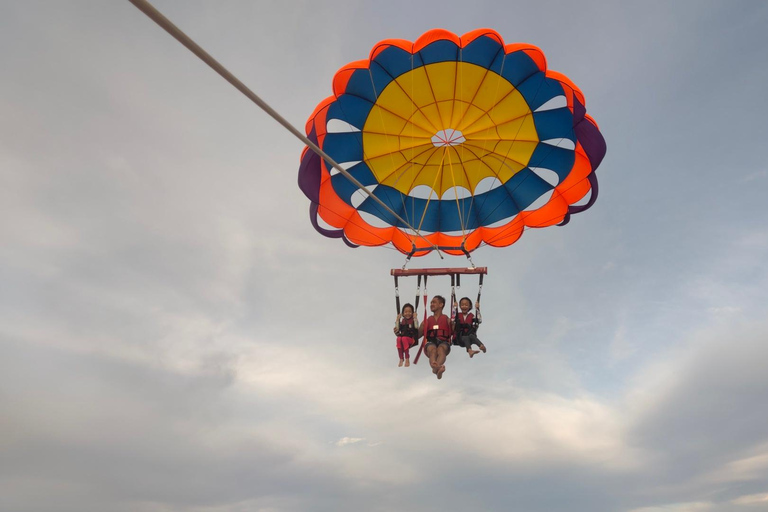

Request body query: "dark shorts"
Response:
[425, 339, 451, 354]
[457, 333, 481, 348]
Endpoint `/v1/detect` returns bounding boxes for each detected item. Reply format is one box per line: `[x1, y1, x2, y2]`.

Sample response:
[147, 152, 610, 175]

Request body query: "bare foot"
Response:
[430, 360, 439, 370]
[398, 359, 404, 367]
[405, 360, 410, 367]
[479, 344, 486, 353]
[436, 365, 446, 379]
[468, 349, 479, 358]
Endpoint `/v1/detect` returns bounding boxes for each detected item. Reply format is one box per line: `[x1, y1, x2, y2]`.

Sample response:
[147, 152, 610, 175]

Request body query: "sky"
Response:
[1, 1, 768, 511]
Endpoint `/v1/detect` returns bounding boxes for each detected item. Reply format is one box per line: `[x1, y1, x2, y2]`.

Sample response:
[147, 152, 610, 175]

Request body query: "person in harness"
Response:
[419, 295, 452, 380]
[393, 303, 419, 367]
[453, 297, 486, 358]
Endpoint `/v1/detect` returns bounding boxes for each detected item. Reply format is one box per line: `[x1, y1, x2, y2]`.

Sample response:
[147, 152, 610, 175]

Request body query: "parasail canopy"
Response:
[299, 28, 606, 256]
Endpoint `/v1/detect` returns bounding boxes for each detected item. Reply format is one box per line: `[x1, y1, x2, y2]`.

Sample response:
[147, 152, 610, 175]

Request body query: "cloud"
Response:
[2, 1, 768, 512]
[731, 493, 768, 506]
[335, 437, 365, 447]
[629, 503, 714, 512]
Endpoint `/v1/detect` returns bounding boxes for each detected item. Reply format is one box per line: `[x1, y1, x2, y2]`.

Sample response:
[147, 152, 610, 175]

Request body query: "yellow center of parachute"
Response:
[362, 61, 540, 197]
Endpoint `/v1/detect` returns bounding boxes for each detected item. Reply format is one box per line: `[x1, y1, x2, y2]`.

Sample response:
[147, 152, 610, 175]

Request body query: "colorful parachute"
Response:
[298, 28, 606, 256]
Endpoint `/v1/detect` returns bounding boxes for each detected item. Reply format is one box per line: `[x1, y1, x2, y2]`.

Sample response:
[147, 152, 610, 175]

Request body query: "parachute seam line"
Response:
[414, 50, 444, 132]
[319, 89, 407, 239]
[413, 46, 458, 242]
[327, 84, 416, 244]
[125, 0, 441, 255]
[473, 66, 551, 228]
[329, 87, 436, 134]
[403, 145, 442, 202]
[477, 72, 580, 242]
[485, 172, 589, 242]
[461, 141, 530, 168]
[366, 57, 436, 234]
[459, 89, 522, 136]
[448, 54, 460, 142]
[470, 145, 527, 225]
[379, 145, 441, 185]
[456, 49, 508, 139]
[456, 63, 492, 128]
[369, 55, 442, 134]
[389, 71, 442, 136]
[367, 99, 438, 137]
[368, 65, 414, 203]
[333, 61, 402, 241]
[482, 141, 586, 246]
[463, 48, 507, 245]
[459, 145, 515, 230]
[365, 138, 434, 159]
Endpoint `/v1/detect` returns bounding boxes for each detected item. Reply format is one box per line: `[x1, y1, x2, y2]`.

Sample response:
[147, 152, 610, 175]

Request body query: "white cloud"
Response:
[731, 493, 768, 506]
[335, 437, 365, 447]
[629, 503, 713, 512]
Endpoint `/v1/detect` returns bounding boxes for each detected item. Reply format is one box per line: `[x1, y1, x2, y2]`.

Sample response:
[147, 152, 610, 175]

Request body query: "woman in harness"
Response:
[454, 297, 486, 358]
[393, 303, 419, 367]
[419, 295, 452, 380]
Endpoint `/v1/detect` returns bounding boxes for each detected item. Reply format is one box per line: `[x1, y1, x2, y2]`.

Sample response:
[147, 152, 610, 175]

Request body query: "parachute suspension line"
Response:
[445, 146, 467, 239]
[127, 0, 441, 256]
[416, 148, 448, 234]
[413, 275, 429, 365]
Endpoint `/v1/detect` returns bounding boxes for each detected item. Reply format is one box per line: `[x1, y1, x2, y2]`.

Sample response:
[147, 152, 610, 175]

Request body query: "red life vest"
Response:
[455, 312, 477, 336]
[425, 314, 451, 342]
[397, 317, 418, 339]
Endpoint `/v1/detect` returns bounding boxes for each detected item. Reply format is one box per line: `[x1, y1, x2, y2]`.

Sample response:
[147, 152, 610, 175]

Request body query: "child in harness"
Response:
[393, 303, 419, 367]
[453, 297, 486, 358]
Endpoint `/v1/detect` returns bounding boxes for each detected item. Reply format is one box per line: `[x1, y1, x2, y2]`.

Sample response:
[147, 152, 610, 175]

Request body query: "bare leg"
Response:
[435, 343, 450, 379]
[425, 344, 438, 374]
[470, 334, 486, 353]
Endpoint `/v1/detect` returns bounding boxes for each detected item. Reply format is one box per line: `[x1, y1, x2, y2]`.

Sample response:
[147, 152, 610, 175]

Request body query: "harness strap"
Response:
[413, 275, 428, 365]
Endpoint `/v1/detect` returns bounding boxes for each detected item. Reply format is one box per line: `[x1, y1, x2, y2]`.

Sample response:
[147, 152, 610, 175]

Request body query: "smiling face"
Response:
[402, 305, 414, 319]
[459, 298, 472, 313]
[430, 296, 445, 313]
